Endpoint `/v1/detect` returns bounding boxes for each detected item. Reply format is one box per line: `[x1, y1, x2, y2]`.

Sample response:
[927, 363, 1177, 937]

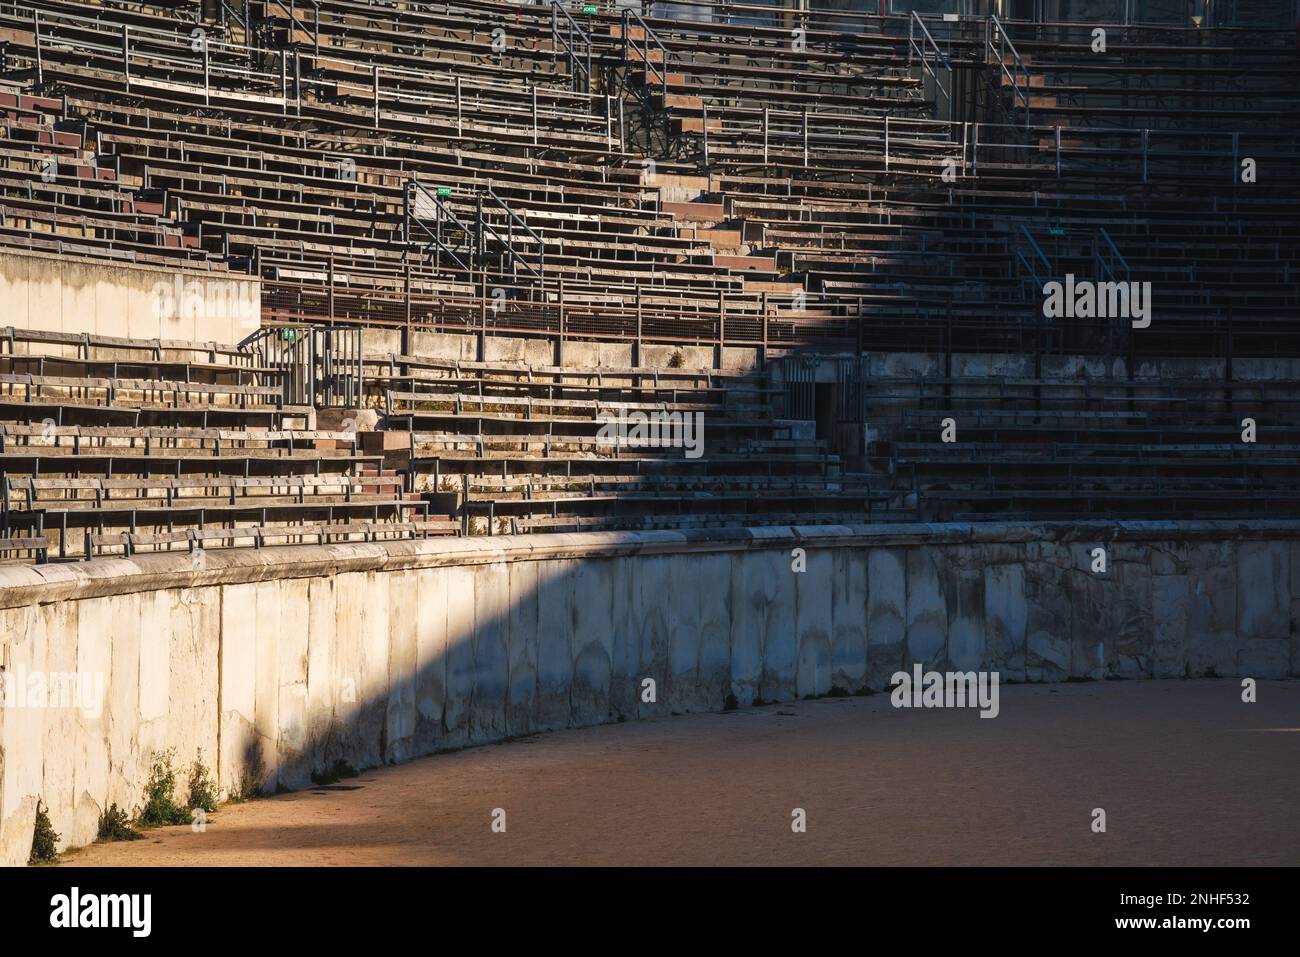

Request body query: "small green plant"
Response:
[186, 751, 219, 814]
[29, 800, 59, 864]
[137, 749, 190, 827]
[97, 803, 142, 843]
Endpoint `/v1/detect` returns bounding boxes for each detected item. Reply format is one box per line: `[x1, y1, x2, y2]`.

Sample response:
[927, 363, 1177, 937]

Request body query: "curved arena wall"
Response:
[1, 521, 1297, 864]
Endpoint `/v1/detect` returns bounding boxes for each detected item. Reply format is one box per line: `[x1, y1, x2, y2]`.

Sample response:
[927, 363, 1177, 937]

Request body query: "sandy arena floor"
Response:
[61, 679, 1300, 866]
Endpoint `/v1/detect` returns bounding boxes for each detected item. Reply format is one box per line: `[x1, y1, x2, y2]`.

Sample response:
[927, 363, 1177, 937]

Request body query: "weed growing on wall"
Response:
[187, 750, 219, 814]
[29, 800, 59, 864]
[138, 749, 191, 827]
[97, 803, 142, 843]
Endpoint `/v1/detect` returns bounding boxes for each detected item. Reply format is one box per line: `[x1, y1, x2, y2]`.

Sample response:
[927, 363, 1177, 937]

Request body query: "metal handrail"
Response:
[284, 0, 322, 61]
[405, 182, 544, 285]
[621, 7, 670, 89]
[481, 186, 545, 283]
[406, 181, 473, 275]
[550, 1, 593, 94]
[907, 11, 951, 115]
[1096, 227, 1131, 283]
[987, 13, 1032, 122]
[1017, 224, 1053, 291]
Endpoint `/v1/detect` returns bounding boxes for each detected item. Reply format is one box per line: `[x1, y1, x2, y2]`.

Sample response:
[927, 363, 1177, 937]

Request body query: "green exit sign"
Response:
[582, 5, 597, 13]
[436, 186, 451, 197]
[1049, 227, 1065, 236]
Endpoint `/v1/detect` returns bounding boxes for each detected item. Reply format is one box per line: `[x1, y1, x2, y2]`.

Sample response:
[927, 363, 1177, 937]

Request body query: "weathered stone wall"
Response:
[1, 521, 1296, 865]
[0, 249, 258, 345]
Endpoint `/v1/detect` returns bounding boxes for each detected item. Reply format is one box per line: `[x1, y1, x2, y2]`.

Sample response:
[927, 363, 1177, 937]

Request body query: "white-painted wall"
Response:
[1, 521, 1295, 864]
[0, 249, 259, 345]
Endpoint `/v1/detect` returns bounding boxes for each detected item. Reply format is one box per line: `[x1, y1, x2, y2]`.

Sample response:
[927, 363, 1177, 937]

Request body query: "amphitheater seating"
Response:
[0, 325, 457, 560]
[0, 1, 1297, 548]
[867, 374, 1300, 521]
[985, 19, 1300, 132]
[362, 351, 881, 534]
[0, 320, 883, 555]
[1, 1, 1295, 353]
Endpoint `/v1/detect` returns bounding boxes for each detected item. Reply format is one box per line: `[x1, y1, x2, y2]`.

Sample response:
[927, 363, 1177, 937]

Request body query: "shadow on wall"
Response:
[0, 527, 1296, 862]
[222, 533, 1297, 800]
[218, 543, 874, 799]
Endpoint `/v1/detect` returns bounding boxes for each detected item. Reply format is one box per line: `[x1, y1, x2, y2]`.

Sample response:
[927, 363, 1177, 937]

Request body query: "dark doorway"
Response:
[814, 383, 837, 442]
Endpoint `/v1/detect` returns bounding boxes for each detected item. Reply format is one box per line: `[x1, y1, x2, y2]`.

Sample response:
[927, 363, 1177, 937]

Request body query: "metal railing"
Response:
[18, 1, 286, 105]
[907, 11, 952, 119]
[551, 0, 594, 94]
[282, 0, 321, 60]
[621, 6, 670, 89]
[405, 181, 474, 275]
[987, 13, 1032, 129]
[405, 181, 545, 292]
[1016, 224, 1053, 295]
[1096, 227, 1131, 284]
[479, 185, 545, 286]
[240, 323, 364, 407]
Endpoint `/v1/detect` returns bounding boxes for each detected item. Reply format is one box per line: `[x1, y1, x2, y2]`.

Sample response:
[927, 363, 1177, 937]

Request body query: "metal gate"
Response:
[242, 325, 364, 407]
[784, 355, 818, 420]
[838, 356, 868, 426]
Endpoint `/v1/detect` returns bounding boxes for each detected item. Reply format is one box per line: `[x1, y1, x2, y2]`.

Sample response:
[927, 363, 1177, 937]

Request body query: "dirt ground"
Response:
[61, 678, 1299, 866]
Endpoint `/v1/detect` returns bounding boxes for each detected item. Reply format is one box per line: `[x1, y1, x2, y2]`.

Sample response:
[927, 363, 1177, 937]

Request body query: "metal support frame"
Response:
[618, 7, 672, 154]
[405, 180, 545, 296]
[551, 0, 594, 95]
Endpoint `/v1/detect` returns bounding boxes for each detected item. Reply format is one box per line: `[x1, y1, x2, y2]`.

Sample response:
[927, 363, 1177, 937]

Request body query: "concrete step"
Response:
[627, 47, 665, 64]
[1001, 72, 1046, 88]
[662, 201, 726, 223]
[657, 93, 703, 109]
[672, 116, 724, 134]
[694, 226, 744, 249]
[643, 171, 710, 191]
[713, 254, 777, 271]
[633, 68, 686, 88]
[742, 280, 803, 294]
